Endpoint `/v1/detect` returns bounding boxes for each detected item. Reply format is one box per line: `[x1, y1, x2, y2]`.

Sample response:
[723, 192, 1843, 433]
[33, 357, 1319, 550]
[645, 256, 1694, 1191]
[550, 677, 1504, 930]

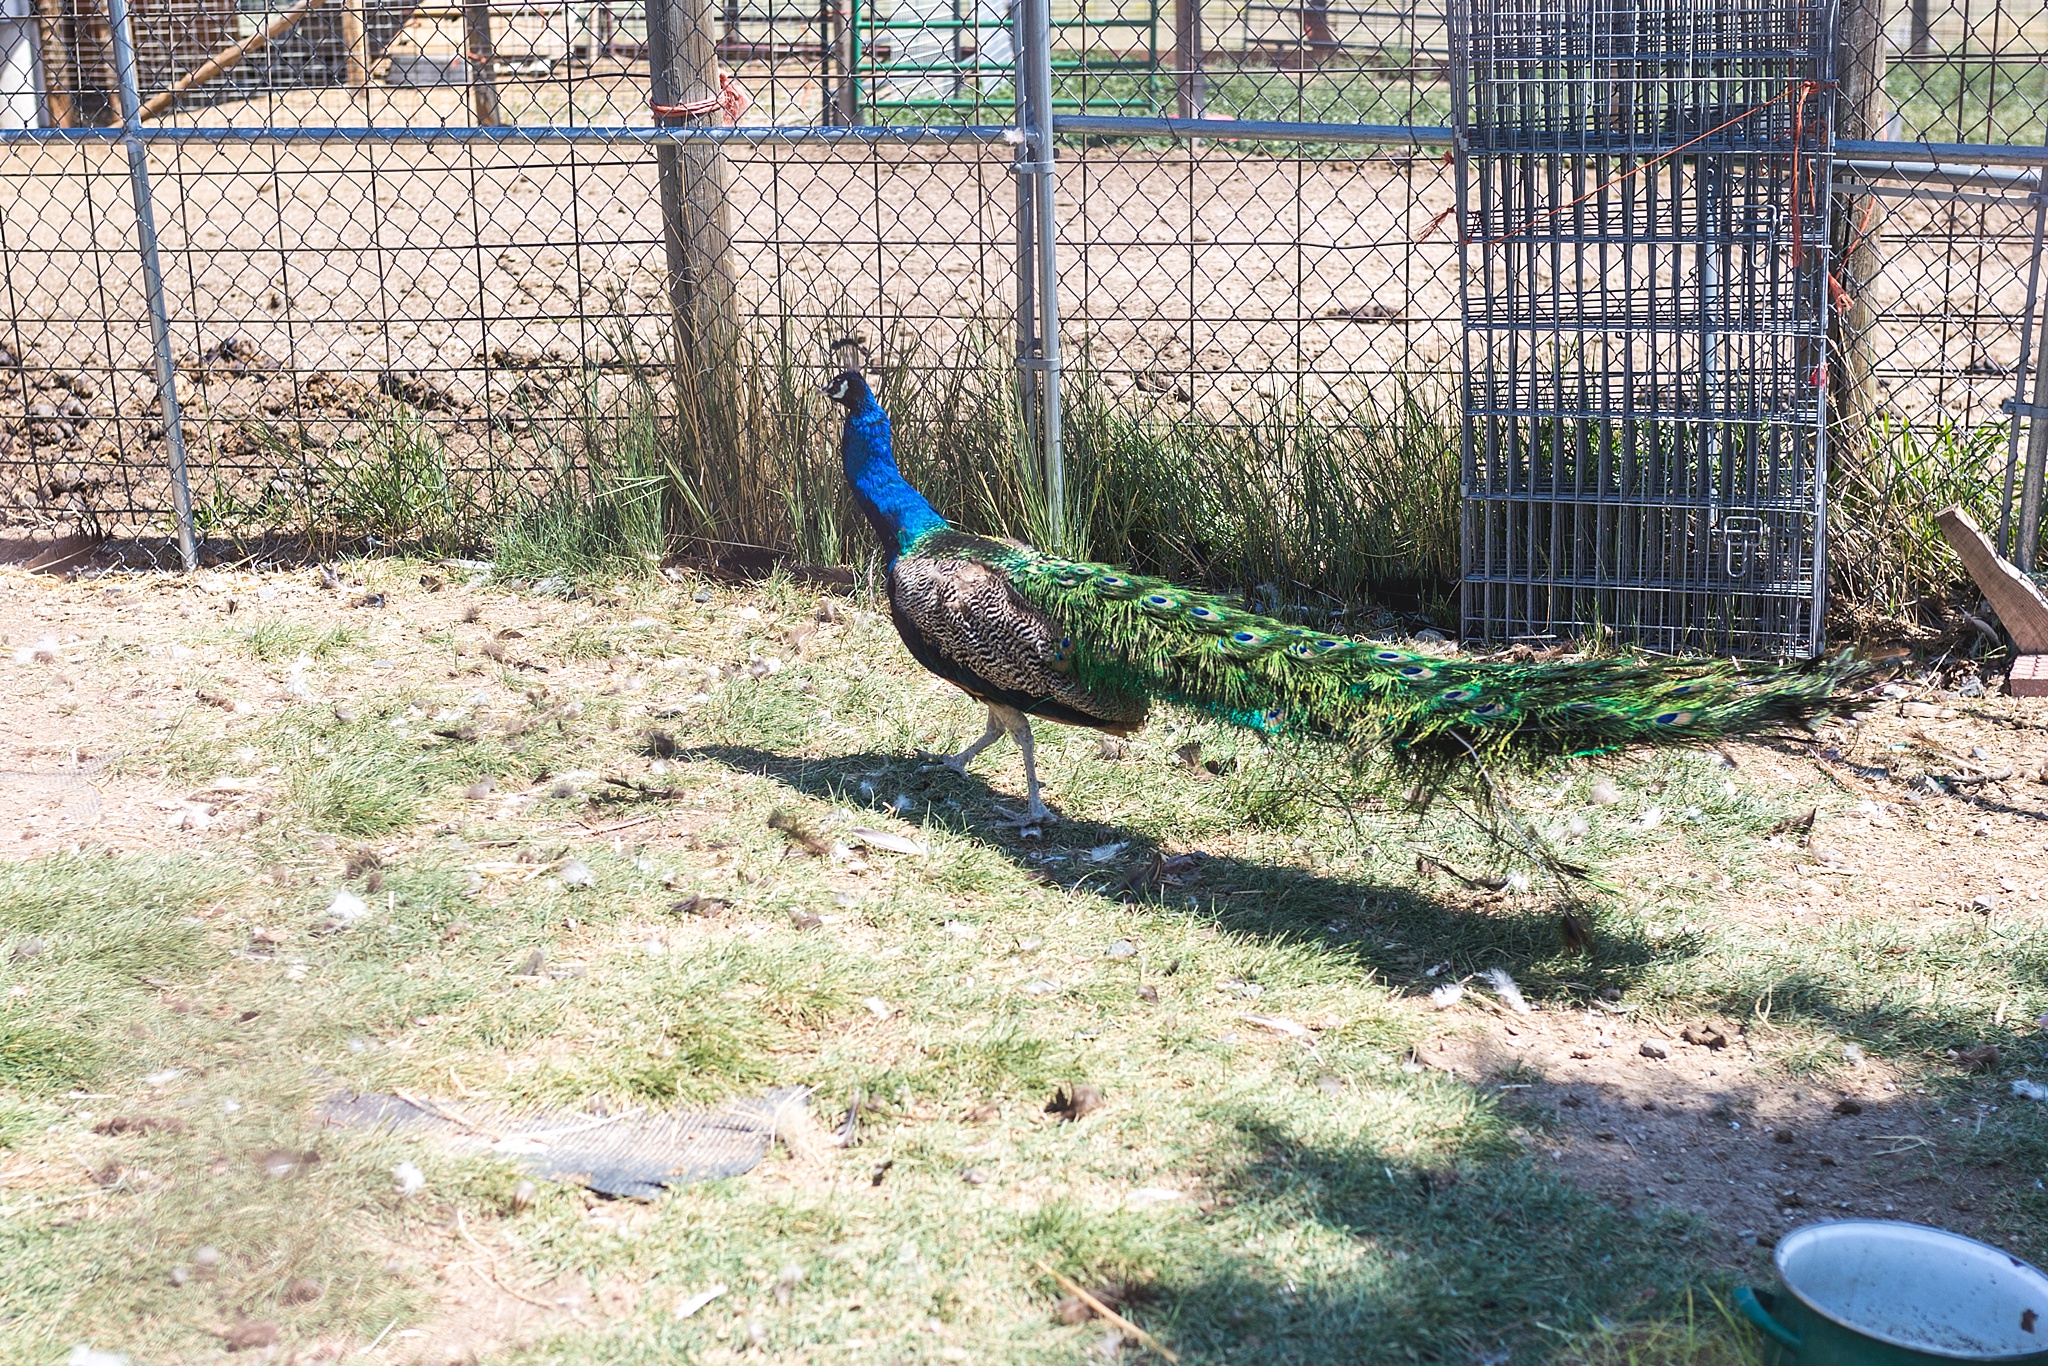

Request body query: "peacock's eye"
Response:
[1232, 631, 1258, 644]
[1144, 594, 1170, 607]
[1441, 687, 1479, 703]
[1470, 702, 1507, 718]
[1654, 710, 1695, 726]
[1099, 575, 1126, 587]
[1191, 606, 1219, 620]
[1375, 650, 1406, 662]
[1400, 665, 1434, 679]
[1318, 639, 1342, 650]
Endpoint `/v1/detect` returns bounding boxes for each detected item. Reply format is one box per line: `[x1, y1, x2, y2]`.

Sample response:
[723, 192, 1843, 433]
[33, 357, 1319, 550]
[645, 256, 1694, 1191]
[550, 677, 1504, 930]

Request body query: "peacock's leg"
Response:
[942, 708, 1006, 774]
[989, 705, 1054, 827]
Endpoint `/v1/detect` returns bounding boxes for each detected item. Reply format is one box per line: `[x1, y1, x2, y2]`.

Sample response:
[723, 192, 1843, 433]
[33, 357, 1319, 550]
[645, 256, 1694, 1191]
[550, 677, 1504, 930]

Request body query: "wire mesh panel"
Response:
[1453, 0, 1837, 656]
[0, 131, 1022, 538]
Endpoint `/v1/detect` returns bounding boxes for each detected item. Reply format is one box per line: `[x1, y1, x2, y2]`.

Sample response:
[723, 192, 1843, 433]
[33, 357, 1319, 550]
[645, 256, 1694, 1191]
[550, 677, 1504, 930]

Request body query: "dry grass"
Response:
[1, 557, 2044, 1363]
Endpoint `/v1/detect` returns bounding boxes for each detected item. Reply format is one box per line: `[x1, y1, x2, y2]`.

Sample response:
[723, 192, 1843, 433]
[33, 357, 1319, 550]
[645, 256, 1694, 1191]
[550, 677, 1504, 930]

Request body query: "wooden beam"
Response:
[32, 0, 78, 128]
[1172, 0, 1201, 118]
[1935, 504, 2048, 654]
[463, 0, 498, 124]
[341, 0, 371, 87]
[137, 0, 329, 122]
[647, 0, 738, 356]
[1832, 0, 1888, 474]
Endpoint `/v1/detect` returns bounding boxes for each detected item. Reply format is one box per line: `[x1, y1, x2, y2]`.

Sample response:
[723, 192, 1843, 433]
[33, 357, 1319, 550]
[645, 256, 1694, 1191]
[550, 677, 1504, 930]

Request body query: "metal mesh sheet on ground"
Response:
[322, 1086, 810, 1199]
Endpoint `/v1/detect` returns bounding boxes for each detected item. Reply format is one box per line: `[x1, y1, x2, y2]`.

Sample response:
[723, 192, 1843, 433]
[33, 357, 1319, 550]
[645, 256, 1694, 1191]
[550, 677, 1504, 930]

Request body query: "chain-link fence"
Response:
[2, 0, 2047, 649]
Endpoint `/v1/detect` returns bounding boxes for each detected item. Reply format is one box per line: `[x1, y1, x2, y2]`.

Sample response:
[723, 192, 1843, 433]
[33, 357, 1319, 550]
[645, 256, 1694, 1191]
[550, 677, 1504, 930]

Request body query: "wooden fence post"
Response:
[341, 0, 370, 87]
[464, 0, 498, 124]
[33, 0, 78, 126]
[1831, 0, 1887, 475]
[646, 0, 739, 365]
[1173, 0, 1200, 119]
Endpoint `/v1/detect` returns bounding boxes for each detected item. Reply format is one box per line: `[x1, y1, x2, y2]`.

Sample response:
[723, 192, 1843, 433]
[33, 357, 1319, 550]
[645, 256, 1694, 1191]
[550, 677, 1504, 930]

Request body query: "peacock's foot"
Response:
[990, 802, 1056, 835]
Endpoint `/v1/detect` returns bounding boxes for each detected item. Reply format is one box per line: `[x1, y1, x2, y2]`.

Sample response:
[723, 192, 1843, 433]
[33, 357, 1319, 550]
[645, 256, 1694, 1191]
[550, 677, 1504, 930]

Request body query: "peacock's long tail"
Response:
[972, 538, 1868, 765]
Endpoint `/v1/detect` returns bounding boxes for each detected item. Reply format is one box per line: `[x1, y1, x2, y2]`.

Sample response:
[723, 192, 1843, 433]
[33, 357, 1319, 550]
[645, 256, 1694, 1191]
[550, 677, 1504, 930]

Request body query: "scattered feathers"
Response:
[1481, 967, 1530, 1015]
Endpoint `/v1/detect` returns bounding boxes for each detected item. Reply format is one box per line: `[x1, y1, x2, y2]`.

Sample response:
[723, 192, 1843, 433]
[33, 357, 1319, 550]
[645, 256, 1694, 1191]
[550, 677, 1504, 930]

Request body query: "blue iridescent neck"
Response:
[841, 395, 947, 557]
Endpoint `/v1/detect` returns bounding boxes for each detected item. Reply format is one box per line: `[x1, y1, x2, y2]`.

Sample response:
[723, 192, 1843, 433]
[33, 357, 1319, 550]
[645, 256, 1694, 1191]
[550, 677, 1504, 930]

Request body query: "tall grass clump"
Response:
[194, 407, 514, 554]
[1830, 414, 2009, 625]
[534, 314, 1462, 612]
[1065, 371, 1460, 611]
[493, 372, 673, 581]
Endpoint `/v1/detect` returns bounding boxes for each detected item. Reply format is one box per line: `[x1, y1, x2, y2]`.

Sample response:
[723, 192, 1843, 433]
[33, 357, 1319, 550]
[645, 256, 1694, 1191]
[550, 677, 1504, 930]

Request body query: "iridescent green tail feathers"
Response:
[983, 540, 1868, 766]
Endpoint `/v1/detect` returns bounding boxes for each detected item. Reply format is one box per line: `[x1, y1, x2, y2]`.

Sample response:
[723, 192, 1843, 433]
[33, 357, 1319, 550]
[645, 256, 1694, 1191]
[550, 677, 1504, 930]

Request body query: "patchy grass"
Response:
[3, 558, 2046, 1362]
[240, 619, 362, 663]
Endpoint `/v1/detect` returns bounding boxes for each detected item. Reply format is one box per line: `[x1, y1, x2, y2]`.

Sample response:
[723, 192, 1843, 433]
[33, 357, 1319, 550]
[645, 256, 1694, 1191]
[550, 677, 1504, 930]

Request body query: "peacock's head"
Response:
[822, 369, 874, 412]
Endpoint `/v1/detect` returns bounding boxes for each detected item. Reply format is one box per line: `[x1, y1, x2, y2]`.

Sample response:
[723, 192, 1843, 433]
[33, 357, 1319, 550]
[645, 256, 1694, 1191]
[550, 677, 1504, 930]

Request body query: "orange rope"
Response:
[1474, 79, 1843, 250]
[1474, 90, 1794, 248]
[1790, 81, 1810, 264]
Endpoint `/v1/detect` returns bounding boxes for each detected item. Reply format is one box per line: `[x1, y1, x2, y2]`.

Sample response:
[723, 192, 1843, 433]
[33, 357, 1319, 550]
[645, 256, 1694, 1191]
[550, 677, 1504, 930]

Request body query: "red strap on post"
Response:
[652, 68, 751, 123]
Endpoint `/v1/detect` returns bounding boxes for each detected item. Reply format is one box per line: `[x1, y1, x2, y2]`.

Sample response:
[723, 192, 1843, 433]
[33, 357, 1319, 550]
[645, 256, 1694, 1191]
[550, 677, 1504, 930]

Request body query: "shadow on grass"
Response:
[1024, 1108, 1734, 1365]
[679, 744, 2048, 1355]
[680, 742, 1660, 1003]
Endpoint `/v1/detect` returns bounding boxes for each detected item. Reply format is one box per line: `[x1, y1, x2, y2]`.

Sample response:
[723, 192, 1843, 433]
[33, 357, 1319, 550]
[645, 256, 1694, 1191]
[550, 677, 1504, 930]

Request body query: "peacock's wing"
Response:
[887, 553, 1146, 733]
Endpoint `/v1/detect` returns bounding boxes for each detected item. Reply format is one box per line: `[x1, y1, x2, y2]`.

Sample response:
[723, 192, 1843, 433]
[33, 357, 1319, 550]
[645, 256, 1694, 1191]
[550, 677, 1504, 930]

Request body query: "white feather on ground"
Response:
[1482, 967, 1531, 1015]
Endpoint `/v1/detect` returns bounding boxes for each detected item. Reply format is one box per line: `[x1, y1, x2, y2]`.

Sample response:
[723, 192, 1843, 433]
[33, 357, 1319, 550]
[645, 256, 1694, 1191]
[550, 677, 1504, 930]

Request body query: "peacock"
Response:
[824, 367, 1866, 827]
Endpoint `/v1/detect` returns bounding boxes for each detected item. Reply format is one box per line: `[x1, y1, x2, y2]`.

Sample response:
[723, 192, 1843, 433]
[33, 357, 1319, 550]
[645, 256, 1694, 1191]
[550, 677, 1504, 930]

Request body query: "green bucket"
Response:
[1738, 1221, 2048, 1364]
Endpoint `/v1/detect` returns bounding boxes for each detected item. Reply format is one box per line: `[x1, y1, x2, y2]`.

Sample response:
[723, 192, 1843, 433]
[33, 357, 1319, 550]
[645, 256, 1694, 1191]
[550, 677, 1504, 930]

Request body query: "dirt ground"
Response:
[1429, 687, 2048, 1262]
[0, 554, 2038, 1240]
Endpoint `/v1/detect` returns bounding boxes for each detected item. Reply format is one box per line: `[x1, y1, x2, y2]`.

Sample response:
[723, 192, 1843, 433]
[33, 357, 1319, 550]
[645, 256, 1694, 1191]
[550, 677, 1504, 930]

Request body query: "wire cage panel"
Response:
[1454, 0, 1835, 657]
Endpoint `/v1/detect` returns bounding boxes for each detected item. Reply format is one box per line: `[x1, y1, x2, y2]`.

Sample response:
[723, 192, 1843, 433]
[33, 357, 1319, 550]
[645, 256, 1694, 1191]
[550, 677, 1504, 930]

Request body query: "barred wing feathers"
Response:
[887, 549, 1148, 733]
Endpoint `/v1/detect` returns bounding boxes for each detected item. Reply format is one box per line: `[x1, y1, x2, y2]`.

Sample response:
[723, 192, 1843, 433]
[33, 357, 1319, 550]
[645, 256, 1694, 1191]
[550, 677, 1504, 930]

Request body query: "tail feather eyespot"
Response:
[1374, 649, 1409, 663]
[1468, 701, 1508, 719]
[1653, 710, 1696, 726]
[1399, 664, 1436, 681]
[1439, 686, 1480, 704]
[1189, 605, 1223, 623]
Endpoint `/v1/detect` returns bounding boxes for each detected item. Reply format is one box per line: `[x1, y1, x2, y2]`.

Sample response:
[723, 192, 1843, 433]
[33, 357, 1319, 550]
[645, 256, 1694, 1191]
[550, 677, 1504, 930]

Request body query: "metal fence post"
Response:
[1996, 159, 2048, 564]
[1013, 0, 1063, 550]
[105, 0, 197, 571]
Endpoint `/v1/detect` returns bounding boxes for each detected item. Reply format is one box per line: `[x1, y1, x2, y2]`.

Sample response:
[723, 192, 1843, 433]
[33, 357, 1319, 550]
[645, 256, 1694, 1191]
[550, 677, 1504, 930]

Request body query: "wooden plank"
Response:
[462, 0, 497, 124]
[341, 0, 370, 86]
[1934, 504, 2048, 654]
[31, 0, 78, 127]
[136, 0, 327, 121]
